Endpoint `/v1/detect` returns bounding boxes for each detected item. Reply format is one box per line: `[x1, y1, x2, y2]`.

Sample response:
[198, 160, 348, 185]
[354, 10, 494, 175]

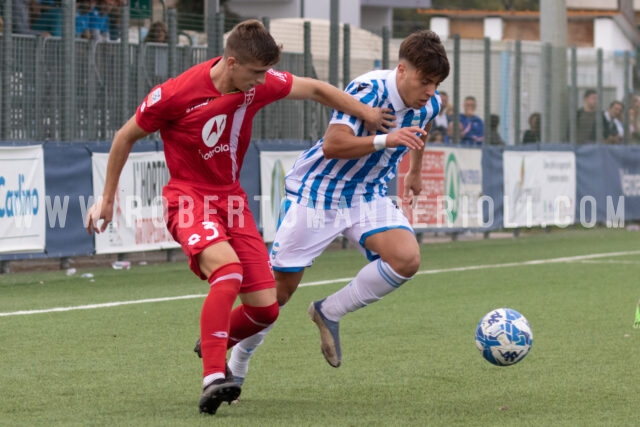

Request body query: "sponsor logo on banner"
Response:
[503, 151, 576, 228]
[271, 160, 286, 227]
[0, 146, 46, 254]
[619, 169, 640, 197]
[92, 151, 179, 254]
[260, 151, 303, 242]
[444, 153, 460, 223]
[398, 147, 483, 229]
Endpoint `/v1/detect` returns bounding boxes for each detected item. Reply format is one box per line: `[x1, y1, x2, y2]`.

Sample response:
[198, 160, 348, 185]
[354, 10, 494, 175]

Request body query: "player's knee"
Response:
[276, 287, 294, 305]
[275, 272, 302, 305]
[385, 251, 421, 278]
[245, 301, 279, 326]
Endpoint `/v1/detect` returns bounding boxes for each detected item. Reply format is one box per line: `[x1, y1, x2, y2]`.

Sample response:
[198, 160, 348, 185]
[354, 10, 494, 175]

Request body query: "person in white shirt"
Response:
[432, 90, 449, 142]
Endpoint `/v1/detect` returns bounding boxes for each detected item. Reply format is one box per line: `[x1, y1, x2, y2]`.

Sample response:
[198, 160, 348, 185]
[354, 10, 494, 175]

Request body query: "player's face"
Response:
[230, 59, 271, 92]
[397, 62, 439, 109]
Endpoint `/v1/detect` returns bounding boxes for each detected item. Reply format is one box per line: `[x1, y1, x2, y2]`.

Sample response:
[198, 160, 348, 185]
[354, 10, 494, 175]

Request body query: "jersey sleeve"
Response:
[135, 80, 181, 133]
[329, 79, 380, 135]
[258, 69, 294, 104]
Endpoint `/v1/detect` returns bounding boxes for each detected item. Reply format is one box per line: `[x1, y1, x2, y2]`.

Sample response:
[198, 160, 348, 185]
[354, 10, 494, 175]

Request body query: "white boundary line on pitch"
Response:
[2, 250, 639, 318]
[573, 260, 640, 265]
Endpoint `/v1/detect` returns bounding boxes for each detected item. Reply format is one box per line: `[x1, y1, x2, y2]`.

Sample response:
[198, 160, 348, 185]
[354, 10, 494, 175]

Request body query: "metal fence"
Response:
[0, 5, 331, 143]
[0, 2, 636, 145]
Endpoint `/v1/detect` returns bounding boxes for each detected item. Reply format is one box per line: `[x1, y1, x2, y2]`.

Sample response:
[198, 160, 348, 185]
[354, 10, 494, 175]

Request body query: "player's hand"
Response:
[364, 107, 396, 134]
[85, 197, 114, 234]
[402, 170, 422, 205]
[385, 126, 426, 150]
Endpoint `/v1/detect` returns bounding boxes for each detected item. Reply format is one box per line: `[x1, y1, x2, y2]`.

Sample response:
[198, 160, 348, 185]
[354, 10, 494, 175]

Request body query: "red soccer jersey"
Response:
[136, 57, 293, 185]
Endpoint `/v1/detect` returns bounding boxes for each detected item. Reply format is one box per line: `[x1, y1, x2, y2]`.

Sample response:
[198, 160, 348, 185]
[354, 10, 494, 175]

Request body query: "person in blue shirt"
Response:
[76, 0, 95, 39]
[32, 0, 62, 37]
[90, 0, 112, 40]
[459, 95, 484, 146]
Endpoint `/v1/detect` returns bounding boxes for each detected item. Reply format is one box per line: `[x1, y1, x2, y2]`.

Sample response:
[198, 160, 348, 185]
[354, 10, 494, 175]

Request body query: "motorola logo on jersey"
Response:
[200, 114, 230, 160]
[202, 114, 227, 148]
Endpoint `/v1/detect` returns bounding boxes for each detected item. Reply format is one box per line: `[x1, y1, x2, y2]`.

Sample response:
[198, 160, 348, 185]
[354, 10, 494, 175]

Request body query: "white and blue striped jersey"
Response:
[285, 68, 442, 210]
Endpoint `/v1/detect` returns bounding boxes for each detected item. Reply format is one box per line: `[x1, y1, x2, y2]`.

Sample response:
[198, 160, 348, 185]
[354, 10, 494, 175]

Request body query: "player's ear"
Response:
[397, 61, 406, 76]
[226, 56, 239, 69]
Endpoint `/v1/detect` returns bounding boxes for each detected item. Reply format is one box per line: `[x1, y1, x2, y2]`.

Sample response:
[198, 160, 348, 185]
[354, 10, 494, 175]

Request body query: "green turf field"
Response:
[1, 228, 639, 426]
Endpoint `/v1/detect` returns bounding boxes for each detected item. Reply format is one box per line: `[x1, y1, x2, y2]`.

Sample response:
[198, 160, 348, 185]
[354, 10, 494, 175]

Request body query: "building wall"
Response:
[442, 18, 597, 48]
[360, 6, 392, 35]
[225, 0, 301, 20]
[449, 19, 484, 39]
[222, 0, 403, 32]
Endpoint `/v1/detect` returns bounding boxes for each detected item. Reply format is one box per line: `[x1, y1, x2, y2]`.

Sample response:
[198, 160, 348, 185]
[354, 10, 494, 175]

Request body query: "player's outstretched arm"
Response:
[322, 124, 426, 160]
[286, 75, 395, 134]
[86, 116, 150, 234]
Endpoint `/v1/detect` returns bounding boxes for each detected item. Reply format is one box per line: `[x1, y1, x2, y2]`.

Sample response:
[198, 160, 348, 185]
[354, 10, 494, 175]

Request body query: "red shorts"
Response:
[163, 179, 274, 293]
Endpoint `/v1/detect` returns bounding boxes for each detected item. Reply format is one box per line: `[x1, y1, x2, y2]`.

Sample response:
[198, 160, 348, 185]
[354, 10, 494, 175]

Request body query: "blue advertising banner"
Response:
[576, 144, 640, 227]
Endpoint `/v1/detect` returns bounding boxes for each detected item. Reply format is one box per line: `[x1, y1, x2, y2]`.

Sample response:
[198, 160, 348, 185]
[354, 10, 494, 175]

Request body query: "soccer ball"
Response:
[475, 308, 533, 366]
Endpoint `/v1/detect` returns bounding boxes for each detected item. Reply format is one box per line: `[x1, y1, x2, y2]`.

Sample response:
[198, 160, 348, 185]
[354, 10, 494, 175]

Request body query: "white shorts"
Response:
[269, 197, 413, 272]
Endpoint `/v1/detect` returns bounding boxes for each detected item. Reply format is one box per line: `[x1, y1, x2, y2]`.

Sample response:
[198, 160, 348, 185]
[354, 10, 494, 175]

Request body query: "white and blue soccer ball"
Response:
[475, 308, 533, 366]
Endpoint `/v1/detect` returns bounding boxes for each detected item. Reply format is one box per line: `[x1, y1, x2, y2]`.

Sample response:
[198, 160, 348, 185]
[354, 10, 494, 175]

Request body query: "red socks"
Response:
[200, 263, 280, 380]
[228, 302, 279, 348]
[200, 263, 243, 379]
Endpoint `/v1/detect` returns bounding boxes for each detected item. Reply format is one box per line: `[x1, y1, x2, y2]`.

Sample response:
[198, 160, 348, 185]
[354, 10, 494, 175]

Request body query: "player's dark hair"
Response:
[225, 19, 282, 66]
[399, 30, 450, 83]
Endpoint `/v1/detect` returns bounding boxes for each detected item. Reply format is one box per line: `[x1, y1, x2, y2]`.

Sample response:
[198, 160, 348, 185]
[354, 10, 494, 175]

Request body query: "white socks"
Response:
[320, 259, 410, 322]
[228, 312, 279, 380]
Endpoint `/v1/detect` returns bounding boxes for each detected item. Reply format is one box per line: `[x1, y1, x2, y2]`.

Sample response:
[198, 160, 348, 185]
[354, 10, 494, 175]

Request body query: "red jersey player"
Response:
[85, 19, 394, 415]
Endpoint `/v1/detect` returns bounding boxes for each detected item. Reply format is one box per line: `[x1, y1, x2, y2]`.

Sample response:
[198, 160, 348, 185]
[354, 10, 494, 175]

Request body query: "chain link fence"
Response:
[1, 3, 636, 145]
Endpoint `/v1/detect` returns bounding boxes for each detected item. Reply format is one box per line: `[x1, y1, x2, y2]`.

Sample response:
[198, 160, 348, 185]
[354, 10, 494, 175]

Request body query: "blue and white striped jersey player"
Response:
[228, 29, 450, 377]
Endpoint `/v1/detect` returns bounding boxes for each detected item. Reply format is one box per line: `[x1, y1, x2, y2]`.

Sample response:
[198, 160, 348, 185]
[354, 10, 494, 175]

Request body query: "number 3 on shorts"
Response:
[187, 221, 220, 246]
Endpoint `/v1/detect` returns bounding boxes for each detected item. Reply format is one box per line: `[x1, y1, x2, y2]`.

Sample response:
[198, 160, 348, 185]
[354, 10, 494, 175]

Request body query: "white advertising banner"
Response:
[503, 151, 576, 228]
[0, 146, 46, 254]
[259, 151, 302, 242]
[92, 152, 180, 254]
[399, 147, 484, 228]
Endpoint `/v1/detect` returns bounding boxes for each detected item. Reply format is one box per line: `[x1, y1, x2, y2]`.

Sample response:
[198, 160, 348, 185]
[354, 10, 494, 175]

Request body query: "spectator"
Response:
[603, 100, 624, 145]
[627, 94, 640, 143]
[11, 0, 50, 35]
[445, 102, 454, 122]
[76, 0, 95, 39]
[459, 95, 484, 146]
[428, 129, 444, 143]
[0, 15, 4, 33]
[576, 88, 597, 144]
[445, 103, 459, 142]
[144, 21, 168, 43]
[32, 0, 62, 37]
[433, 90, 449, 142]
[105, 0, 125, 40]
[522, 112, 541, 144]
[90, 0, 112, 40]
[488, 114, 505, 146]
